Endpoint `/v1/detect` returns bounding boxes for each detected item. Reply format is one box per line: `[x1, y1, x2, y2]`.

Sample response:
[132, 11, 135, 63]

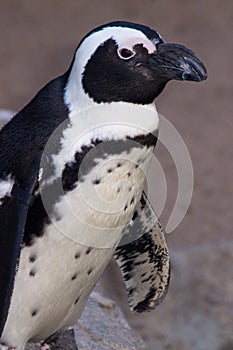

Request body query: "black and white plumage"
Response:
[0, 21, 207, 349]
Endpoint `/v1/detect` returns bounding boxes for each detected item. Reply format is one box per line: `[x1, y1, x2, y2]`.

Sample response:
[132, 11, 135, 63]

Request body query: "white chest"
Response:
[2, 102, 158, 349]
[2, 146, 153, 350]
[51, 144, 153, 248]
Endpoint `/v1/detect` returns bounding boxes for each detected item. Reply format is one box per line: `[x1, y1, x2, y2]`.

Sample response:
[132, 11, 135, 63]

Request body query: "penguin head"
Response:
[65, 21, 207, 109]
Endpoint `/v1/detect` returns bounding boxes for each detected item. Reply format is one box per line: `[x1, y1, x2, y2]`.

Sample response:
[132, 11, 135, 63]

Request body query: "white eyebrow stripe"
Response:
[77, 26, 157, 74]
[117, 36, 156, 54]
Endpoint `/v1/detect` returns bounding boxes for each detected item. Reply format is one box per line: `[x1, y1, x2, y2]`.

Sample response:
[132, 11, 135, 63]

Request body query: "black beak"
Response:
[151, 43, 207, 82]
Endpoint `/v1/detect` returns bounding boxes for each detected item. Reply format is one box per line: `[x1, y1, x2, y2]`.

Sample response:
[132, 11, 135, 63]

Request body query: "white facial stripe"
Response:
[117, 36, 156, 54]
[78, 26, 157, 73]
[65, 26, 157, 113]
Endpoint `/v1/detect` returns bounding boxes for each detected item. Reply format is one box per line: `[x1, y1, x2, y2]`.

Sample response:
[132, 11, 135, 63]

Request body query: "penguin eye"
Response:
[117, 48, 135, 60]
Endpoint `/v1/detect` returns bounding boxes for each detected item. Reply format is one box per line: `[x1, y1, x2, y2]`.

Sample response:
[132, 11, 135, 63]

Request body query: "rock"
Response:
[0, 286, 145, 350]
[41, 329, 78, 350]
[24, 292, 146, 350]
[76, 292, 146, 350]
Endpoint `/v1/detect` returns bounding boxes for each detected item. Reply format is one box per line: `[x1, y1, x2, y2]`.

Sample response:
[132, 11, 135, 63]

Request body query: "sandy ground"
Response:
[0, 1, 232, 349]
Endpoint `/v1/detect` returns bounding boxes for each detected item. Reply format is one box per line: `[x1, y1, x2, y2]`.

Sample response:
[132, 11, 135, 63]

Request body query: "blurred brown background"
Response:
[0, 1, 232, 349]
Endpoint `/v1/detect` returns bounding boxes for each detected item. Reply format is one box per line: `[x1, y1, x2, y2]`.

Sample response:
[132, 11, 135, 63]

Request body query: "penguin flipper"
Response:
[0, 153, 41, 336]
[114, 191, 170, 312]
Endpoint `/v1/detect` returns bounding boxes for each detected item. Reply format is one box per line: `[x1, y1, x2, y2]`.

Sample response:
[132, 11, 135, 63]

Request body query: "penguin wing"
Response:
[0, 153, 41, 336]
[114, 192, 170, 312]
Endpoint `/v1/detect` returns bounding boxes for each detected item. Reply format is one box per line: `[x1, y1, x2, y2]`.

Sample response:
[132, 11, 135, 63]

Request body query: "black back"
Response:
[0, 72, 70, 180]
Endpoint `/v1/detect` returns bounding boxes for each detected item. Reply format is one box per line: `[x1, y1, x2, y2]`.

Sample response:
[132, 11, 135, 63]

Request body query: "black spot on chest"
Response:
[31, 309, 38, 317]
[74, 296, 80, 305]
[71, 273, 78, 281]
[85, 246, 93, 254]
[87, 268, 93, 275]
[29, 269, 36, 277]
[29, 254, 37, 263]
[92, 178, 101, 185]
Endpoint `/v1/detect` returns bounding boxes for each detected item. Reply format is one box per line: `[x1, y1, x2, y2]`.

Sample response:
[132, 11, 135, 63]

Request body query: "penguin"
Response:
[0, 21, 207, 350]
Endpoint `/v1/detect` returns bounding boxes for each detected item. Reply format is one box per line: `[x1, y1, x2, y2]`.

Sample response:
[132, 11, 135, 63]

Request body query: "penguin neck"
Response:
[64, 60, 96, 114]
[64, 54, 159, 150]
[63, 100, 159, 150]
[64, 66, 159, 145]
